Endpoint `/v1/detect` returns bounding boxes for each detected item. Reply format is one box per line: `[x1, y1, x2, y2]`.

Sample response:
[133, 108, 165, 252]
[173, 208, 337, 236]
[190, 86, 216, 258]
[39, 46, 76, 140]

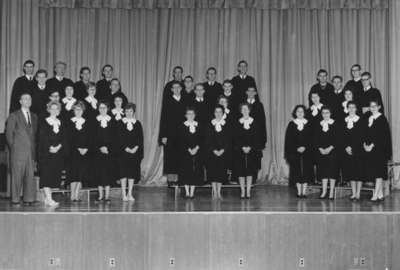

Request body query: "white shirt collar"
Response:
[85, 96, 98, 109]
[320, 119, 334, 132]
[247, 98, 255, 104]
[354, 77, 361, 82]
[184, 120, 198, 133]
[55, 75, 63, 81]
[240, 74, 247, 79]
[71, 117, 85, 130]
[239, 117, 254, 130]
[195, 97, 204, 102]
[38, 84, 46, 90]
[25, 75, 33, 81]
[211, 118, 226, 132]
[96, 114, 111, 128]
[62, 97, 76, 111]
[364, 85, 372, 91]
[208, 81, 215, 86]
[111, 108, 124, 120]
[46, 116, 61, 133]
[345, 115, 359, 129]
[122, 117, 137, 131]
[224, 91, 232, 97]
[310, 103, 323, 116]
[293, 118, 308, 131]
[173, 94, 181, 101]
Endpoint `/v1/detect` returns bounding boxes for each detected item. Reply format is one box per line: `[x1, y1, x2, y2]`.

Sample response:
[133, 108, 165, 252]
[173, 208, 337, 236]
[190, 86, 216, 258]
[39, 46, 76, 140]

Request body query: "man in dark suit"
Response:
[231, 60, 257, 105]
[9, 60, 36, 113]
[6, 92, 38, 205]
[96, 64, 114, 101]
[45, 61, 74, 98]
[203, 67, 223, 107]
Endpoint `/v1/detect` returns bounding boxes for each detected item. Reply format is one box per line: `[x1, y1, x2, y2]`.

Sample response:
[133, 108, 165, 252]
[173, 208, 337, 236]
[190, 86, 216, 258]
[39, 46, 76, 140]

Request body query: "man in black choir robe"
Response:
[74, 66, 91, 100]
[221, 79, 238, 118]
[344, 64, 363, 104]
[96, 64, 114, 101]
[31, 69, 49, 117]
[9, 60, 36, 113]
[360, 72, 384, 115]
[331, 75, 345, 119]
[203, 67, 223, 107]
[307, 69, 335, 109]
[162, 66, 184, 106]
[191, 83, 210, 126]
[45, 61, 74, 98]
[231, 60, 257, 106]
[182, 75, 195, 100]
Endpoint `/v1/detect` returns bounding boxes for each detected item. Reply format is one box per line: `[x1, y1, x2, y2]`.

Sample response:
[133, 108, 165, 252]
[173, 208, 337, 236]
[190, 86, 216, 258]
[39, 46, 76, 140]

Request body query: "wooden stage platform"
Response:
[0, 185, 399, 270]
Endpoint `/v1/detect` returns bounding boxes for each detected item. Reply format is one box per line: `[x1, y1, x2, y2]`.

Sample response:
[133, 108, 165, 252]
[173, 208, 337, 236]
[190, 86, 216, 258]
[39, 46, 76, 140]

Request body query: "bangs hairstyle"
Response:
[346, 101, 357, 109]
[98, 100, 110, 109]
[73, 101, 86, 112]
[239, 102, 252, 113]
[369, 99, 381, 107]
[124, 102, 136, 113]
[321, 106, 331, 113]
[184, 75, 194, 81]
[171, 81, 182, 88]
[291, 104, 307, 118]
[238, 60, 248, 66]
[223, 79, 232, 86]
[87, 81, 96, 90]
[214, 104, 225, 113]
[185, 106, 196, 114]
[35, 69, 48, 77]
[217, 95, 229, 104]
[47, 100, 61, 111]
[194, 83, 205, 90]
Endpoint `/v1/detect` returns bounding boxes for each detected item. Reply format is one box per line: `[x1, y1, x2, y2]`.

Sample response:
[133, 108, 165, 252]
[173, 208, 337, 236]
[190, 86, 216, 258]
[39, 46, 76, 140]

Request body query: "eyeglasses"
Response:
[361, 78, 370, 81]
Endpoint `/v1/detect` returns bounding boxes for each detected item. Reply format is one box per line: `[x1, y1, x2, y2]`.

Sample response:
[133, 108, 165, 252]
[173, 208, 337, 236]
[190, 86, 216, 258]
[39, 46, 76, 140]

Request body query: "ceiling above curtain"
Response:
[38, 0, 388, 9]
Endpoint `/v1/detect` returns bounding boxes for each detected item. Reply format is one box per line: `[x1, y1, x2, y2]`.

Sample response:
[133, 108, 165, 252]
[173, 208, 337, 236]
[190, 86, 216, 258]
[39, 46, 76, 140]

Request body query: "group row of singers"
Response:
[285, 66, 392, 202]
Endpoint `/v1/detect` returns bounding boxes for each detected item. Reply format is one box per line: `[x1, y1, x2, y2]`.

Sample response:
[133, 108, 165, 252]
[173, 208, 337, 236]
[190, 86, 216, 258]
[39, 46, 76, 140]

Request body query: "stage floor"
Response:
[1, 185, 400, 212]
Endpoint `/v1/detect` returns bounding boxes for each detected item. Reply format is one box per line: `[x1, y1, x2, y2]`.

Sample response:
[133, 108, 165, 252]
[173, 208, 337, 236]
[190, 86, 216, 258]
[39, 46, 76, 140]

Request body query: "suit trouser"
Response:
[10, 156, 36, 203]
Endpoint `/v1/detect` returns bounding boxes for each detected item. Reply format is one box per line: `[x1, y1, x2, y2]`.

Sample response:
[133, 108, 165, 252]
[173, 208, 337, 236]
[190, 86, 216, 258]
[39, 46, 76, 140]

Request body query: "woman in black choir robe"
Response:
[341, 102, 364, 200]
[93, 101, 114, 203]
[178, 107, 204, 198]
[246, 86, 267, 181]
[60, 85, 76, 122]
[218, 95, 234, 183]
[360, 72, 384, 115]
[118, 103, 144, 201]
[363, 100, 392, 202]
[222, 80, 238, 117]
[83, 82, 99, 124]
[38, 101, 67, 207]
[66, 101, 91, 201]
[182, 75, 195, 101]
[109, 78, 128, 108]
[313, 106, 339, 199]
[284, 105, 314, 197]
[158, 81, 186, 185]
[336, 89, 355, 121]
[307, 92, 324, 129]
[95, 64, 114, 101]
[192, 83, 210, 126]
[234, 103, 260, 199]
[110, 94, 125, 185]
[205, 105, 232, 199]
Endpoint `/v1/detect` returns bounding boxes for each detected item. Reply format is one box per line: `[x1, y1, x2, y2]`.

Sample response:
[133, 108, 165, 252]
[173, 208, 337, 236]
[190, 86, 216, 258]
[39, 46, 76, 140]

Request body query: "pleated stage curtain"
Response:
[0, 0, 394, 185]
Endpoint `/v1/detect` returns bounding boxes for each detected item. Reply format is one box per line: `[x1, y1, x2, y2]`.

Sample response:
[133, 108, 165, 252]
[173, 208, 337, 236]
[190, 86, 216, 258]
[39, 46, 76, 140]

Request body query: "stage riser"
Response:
[0, 213, 395, 270]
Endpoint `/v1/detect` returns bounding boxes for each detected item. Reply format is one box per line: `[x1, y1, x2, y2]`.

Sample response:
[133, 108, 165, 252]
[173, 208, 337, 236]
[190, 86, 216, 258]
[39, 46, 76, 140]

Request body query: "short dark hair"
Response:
[291, 105, 307, 119]
[185, 106, 196, 114]
[247, 85, 257, 91]
[110, 78, 121, 87]
[35, 69, 48, 77]
[173, 66, 183, 73]
[87, 81, 96, 90]
[351, 64, 361, 71]
[361, 71, 371, 78]
[223, 79, 232, 86]
[206, 67, 217, 74]
[346, 101, 357, 109]
[73, 100, 86, 112]
[98, 100, 110, 109]
[321, 106, 331, 113]
[23, 60, 35, 67]
[102, 64, 113, 72]
[218, 95, 229, 104]
[184, 75, 193, 81]
[194, 83, 204, 90]
[171, 81, 182, 88]
[19, 91, 32, 100]
[124, 102, 136, 113]
[80, 66, 91, 75]
[238, 60, 248, 66]
[214, 104, 225, 113]
[239, 102, 251, 113]
[331, 75, 343, 82]
[317, 69, 328, 76]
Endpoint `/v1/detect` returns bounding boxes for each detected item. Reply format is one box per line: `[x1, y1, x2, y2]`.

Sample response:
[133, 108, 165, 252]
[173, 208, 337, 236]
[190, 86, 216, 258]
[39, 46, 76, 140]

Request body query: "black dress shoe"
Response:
[329, 196, 335, 200]
[296, 194, 302, 198]
[302, 194, 307, 198]
[246, 195, 251, 199]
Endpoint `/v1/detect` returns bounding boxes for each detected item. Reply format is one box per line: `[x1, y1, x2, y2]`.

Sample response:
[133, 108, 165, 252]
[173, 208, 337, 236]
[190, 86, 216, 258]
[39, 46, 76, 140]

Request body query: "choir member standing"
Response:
[61, 85, 77, 121]
[191, 83, 210, 126]
[337, 89, 355, 121]
[96, 64, 114, 101]
[231, 60, 257, 105]
[182, 75, 195, 100]
[234, 103, 260, 198]
[118, 103, 144, 201]
[74, 67, 91, 100]
[344, 64, 363, 103]
[205, 105, 232, 199]
[218, 95, 234, 126]
[45, 61, 74, 98]
[178, 107, 204, 198]
[31, 69, 49, 117]
[221, 79, 238, 117]
[331, 75, 345, 119]
[158, 81, 186, 185]
[313, 106, 339, 199]
[93, 101, 114, 202]
[110, 94, 125, 186]
[203, 67, 223, 106]
[307, 92, 324, 128]
[109, 78, 128, 107]
[284, 105, 314, 197]
[67, 101, 91, 202]
[83, 82, 98, 123]
[359, 72, 384, 115]
[308, 69, 335, 109]
[9, 60, 36, 113]
[162, 66, 184, 106]
[363, 100, 392, 201]
[38, 101, 67, 207]
[246, 86, 267, 181]
[341, 102, 364, 200]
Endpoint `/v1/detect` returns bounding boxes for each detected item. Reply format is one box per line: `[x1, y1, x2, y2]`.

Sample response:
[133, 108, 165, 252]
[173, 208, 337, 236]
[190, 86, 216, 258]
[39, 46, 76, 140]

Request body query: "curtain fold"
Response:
[0, 0, 391, 185]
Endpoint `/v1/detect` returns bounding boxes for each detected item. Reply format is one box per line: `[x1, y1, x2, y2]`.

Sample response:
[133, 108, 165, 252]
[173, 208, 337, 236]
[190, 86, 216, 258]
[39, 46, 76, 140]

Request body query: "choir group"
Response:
[5, 59, 392, 206]
[285, 66, 392, 202]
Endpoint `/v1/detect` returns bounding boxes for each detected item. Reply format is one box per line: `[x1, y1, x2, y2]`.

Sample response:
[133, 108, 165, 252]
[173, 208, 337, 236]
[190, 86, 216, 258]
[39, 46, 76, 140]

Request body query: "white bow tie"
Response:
[320, 119, 334, 132]
[46, 117, 61, 133]
[211, 119, 226, 132]
[345, 115, 359, 129]
[96, 115, 111, 128]
[239, 117, 254, 130]
[184, 120, 198, 133]
[71, 117, 85, 130]
[293, 118, 308, 131]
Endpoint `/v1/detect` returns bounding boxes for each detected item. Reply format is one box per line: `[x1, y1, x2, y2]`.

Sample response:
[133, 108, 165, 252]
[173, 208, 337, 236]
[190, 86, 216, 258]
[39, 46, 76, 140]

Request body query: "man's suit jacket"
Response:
[5, 109, 38, 161]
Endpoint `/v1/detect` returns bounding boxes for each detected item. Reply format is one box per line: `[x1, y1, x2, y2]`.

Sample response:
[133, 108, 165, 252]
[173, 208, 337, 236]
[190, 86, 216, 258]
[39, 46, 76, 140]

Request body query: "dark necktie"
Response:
[26, 111, 31, 126]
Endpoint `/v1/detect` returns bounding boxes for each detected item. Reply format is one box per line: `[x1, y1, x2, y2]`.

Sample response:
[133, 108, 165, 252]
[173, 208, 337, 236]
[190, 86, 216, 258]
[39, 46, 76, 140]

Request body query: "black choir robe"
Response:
[203, 81, 223, 107]
[66, 117, 91, 186]
[178, 121, 204, 185]
[38, 117, 68, 188]
[344, 79, 363, 104]
[118, 119, 144, 182]
[332, 90, 345, 119]
[182, 88, 195, 101]
[233, 118, 260, 177]
[9, 75, 36, 113]
[45, 77, 74, 98]
[363, 114, 392, 180]
[158, 95, 187, 174]
[359, 87, 384, 114]
[190, 97, 211, 127]
[161, 80, 184, 111]
[313, 120, 339, 180]
[284, 120, 314, 184]
[73, 80, 90, 100]
[340, 116, 364, 182]
[231, 75, 257, 105]
[95, 78, 112, 101]
[60, 97, 77, 122]
[306, 105, 323, 129]
[31, 84, 49, 117]
[82, 97, 98, 125]
[308, 83, 335, 109]
[204, 120, 232, 182]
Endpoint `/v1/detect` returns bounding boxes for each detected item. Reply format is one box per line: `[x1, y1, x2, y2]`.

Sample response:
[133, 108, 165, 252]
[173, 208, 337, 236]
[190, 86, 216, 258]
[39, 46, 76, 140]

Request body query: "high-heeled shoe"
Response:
[320, 194, 327, 199]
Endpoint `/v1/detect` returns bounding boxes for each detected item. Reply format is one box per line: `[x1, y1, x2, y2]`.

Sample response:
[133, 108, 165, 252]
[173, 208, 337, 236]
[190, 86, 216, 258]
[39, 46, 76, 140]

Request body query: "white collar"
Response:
[335, 88, 343, 94]
[239, 117, 254, 130]
[364, 85, 371, 91]
[184, 120, 198, 133]
[247, 98, 256, 104]
[354, 77, 361, 82]
[55, 75, 63, 81]
[320, 119, 334, 132]
[345, 115, 359, 129]
[195, 97, 204, 102]
[224, 91, 232, 97]
[122, 117, 137, 131]
[25, 75, 33, 80]
[173, 95, 181, 101]
[368, 113, 382, 127]
[62, 97, 76, 111]
[71, 117, 85, 130]
[293, 118, 308, 131]
[208, 81, 215, 86]
[46, 117, 61, 133]
[211, 118, 226, 132]
[310, 103, 323, 116]
[85, 96, 97, 109]
[111, 108, 124, 120]
[240, 74, 247, 79]
[342, 100, 350, 113]
[38, 84, 46, 90]
[21, 107, 30, 114]
[96, 114, 111, 128]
